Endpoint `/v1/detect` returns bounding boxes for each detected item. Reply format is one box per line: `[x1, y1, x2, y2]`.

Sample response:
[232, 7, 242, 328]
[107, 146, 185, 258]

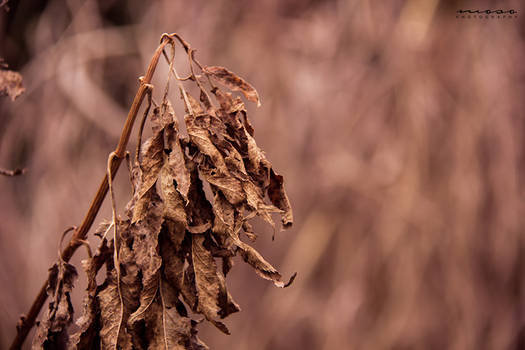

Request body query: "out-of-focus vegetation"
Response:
[1, 0, 525, 349]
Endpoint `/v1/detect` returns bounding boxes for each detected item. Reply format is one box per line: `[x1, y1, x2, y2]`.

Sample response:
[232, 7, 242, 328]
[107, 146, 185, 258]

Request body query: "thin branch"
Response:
[9, 33, 175, 350]
[0, 167, 26, 176]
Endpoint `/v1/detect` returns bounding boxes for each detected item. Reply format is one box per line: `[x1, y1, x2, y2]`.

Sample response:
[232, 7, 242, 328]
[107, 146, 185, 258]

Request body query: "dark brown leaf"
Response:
[268, 169, 293, 228]
[128, 187, 164, 326]
[164, 125, 191, 203]
[191, 234, 239, 333]
[69, 238, 112, 350]
[32, 261, 78, 349]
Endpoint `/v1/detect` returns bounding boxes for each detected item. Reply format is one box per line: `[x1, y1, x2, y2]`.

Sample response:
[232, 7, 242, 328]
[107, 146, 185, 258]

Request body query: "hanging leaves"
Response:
[32, 260, 78, 349]
[32, 34, 294, 350]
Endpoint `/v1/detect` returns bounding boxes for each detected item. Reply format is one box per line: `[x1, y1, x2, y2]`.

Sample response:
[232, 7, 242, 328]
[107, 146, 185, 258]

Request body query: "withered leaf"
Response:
[69, 238, 112, 350]
[204, 66, 260, 107]
[97, 269, 126, 350]
[160, 152, 187, 229]
[0, 68, 24, 101]
[164, 125, 191, 203]
[213, 194, 294, 288]
[160, 229, 185, 293]
[185, 93, 205, 116]
[32, 260, 77, 349]
[136, 129, 165, 204]
[268, 169, 293, 228]
[237, 240, 296, 288]
[151, 100, 177, 133]
[157, 280, 209, 350]
[185, 114, 229, 174]
[191, 234, 239, 333]
[128, 187, 164, 326]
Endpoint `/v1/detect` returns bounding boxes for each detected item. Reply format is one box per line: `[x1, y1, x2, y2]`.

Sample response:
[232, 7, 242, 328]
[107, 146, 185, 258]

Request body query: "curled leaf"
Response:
[32, 260, 78, 349]
[204, 66, 260, 107]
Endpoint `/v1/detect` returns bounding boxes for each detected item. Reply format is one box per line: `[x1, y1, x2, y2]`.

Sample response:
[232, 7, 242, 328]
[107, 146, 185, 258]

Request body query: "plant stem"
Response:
[9, 34, 173, 350]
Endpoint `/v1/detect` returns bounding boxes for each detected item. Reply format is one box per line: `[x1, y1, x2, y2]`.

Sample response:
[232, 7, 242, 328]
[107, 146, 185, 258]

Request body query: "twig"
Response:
[0, 167, 26, 176]
[9, 33, 176, 350]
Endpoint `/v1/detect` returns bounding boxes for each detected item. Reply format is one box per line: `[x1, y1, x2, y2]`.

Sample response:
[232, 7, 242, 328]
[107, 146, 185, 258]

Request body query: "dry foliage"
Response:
[26, 34, 294, 349]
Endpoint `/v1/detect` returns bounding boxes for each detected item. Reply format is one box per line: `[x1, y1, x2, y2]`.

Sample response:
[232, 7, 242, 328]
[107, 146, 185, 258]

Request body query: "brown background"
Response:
[1, 0, 525, 349]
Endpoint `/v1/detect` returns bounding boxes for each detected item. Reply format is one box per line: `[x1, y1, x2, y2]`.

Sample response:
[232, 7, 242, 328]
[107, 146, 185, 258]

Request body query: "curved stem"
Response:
[9, 34, 173, 350]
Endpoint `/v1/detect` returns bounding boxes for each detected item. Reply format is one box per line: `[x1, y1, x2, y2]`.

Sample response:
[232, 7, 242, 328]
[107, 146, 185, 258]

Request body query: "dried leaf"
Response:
[185, 93, 205, 116]
[191, 234, 239, 333]
[268, 169, 293, 228]
[97, 270, 123, 350]
[128, 188, 164, 326]
[204, 66, 260, 107]
[69, 238, 112, 349]
[151, 100, 177, 133]
[213, 194, 294, 288]
[137, 130, 165, 200]
[185, 114, 229, 174]
[164, 125, 191, 203]
[158, 280, 209, 350]
[32, 261, 78, 349]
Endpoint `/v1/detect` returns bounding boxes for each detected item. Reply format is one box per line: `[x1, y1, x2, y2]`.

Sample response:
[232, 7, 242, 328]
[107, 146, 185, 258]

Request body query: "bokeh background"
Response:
[2, 0, 525, 349]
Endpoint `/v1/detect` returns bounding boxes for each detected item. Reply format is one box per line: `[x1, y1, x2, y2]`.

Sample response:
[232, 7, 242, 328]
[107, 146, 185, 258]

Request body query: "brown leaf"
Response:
[184, 156, 214, 227]
[0, 68, 24, 101]
[160, 228, 185, 293]
[69, 238, 112, 350]
[185, 93, 205, 116]
[191, 234, 239, 333]
[213, 194, 294, 288]
[204, 66, 260, 106]
[151, 100, 177, 133]
[185, 114, 229, 175]
[32, 260, 78, 349]
[97, 269, 125, 350]
[158, 280, 209, 350]
[237, 240, 296, 288]
[134, 130, 165, 214]
[268, 169, 293, 228]
[160, 152, 187, 229]
[163, 125, 191, 203]
[205, 172, 245, 205]
[128, 187, 164, 326]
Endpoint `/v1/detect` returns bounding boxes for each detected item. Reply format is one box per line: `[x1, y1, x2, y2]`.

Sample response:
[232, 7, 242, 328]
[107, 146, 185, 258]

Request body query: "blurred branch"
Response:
[0, 0, 9, 12]
[9, 33, 174, 350]
[0, 168, 25, 176]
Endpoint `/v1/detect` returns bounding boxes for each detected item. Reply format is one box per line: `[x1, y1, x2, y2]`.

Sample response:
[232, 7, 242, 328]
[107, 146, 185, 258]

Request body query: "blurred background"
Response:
[1, 0, 525, 349]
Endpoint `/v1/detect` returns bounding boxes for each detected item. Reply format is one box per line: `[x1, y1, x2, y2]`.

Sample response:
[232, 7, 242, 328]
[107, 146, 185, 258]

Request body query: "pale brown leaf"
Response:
[204, 66, 260, 107]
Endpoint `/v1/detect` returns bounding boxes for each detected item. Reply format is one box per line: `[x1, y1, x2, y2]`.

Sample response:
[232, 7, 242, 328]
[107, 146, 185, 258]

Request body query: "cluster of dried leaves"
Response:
[31, 35, 294, 349]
